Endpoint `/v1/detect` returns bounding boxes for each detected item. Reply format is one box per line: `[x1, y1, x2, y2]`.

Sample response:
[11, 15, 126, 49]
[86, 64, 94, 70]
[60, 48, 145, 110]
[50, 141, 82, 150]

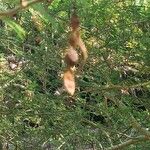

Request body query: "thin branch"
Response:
[103, 130, 113, 147]
[101, 96, 150, 149]
[106, 136, 149, 150]
[99, 81, 150, 91]
[0, 0, 54, 17]
[108, 100, 150, 142]
[130, 116, 150, 139]
[82, 81, 150, 93]
[117, 101, 150, 139]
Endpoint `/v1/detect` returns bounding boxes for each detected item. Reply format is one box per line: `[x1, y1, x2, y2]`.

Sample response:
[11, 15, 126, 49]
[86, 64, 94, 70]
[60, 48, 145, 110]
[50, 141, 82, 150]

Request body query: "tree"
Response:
[0, 0, 150, 149]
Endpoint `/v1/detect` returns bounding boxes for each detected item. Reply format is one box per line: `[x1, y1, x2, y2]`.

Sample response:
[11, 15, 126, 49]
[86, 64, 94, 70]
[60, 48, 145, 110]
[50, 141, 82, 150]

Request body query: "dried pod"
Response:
[62, 12, 88, 96]
[78, 37, 88, 63]
[63, 69, 75, 95]
[69, 30, 80, 48]
[70, 14, 80, 30]
[65, 47, 79, 67]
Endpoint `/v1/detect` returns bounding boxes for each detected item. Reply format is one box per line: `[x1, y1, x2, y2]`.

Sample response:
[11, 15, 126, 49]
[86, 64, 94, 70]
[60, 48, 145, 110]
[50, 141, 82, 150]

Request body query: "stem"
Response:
[106, 136, 149, 150]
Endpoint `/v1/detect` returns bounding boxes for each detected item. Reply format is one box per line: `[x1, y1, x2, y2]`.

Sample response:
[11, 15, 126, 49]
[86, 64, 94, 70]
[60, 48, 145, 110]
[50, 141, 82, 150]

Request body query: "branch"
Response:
[104, 81, 150, 90]
[117, 101, 150, 138]
[82, 81, 150, 93]
[0, 0, 54, 17]
[102, 97, 150, 149]
[106, 136, 149, 150]
[114, 100, 150, 140]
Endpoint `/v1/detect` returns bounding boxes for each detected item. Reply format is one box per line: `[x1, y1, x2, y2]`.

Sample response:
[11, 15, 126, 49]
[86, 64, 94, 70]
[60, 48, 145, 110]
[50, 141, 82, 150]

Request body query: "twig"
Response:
[130, 116, 150, 138]
[101, 81, 150, 91]
[117, 101, 150, 139]
[106, 136, 149, 150]
[83, 81, 150, 93]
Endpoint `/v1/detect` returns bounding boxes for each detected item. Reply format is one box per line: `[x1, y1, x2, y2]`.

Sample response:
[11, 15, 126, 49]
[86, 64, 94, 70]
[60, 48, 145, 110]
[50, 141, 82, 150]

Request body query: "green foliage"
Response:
[4, 18, 26, 40]
[0, 0, 150, 149]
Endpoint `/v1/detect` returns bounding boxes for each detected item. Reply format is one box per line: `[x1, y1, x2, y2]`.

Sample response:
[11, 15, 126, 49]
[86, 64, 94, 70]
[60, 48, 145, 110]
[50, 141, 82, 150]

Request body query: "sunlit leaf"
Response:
[4, 19, 26, 40]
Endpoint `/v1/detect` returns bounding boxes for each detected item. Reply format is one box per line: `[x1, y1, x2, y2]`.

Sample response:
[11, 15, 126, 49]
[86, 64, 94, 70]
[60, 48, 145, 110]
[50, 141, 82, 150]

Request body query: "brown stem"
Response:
[106, 136, 149, 150]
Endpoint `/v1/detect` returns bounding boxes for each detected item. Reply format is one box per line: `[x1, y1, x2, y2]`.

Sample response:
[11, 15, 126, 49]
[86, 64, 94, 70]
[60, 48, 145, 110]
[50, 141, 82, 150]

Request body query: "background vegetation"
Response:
[0, 0, 150, 149]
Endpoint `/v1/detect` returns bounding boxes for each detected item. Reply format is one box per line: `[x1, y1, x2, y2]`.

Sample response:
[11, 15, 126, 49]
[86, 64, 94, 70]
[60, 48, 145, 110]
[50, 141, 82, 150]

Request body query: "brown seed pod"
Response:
[70, 14, 80, 30]
[63, 69, 75, 95]
[69, 30, 80, 48]
[65, 47, 79, 67]
[77, 37, 88, 63]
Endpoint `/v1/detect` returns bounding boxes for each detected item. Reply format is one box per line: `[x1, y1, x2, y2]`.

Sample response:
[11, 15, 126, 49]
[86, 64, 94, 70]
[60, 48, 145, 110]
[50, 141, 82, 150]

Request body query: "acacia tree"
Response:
[0, 0, 150, 149]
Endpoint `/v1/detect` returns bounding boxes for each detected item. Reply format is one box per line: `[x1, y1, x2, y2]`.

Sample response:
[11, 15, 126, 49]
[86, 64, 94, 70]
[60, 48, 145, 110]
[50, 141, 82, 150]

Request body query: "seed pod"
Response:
[65, 47, 79, 67]
[63, 69, 75, 95]
[69, 30, 80, 48]
[70, 14, 80, 30]
[77, 37, 88, 63]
